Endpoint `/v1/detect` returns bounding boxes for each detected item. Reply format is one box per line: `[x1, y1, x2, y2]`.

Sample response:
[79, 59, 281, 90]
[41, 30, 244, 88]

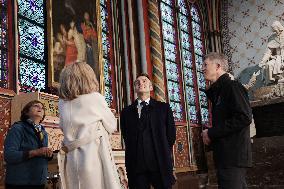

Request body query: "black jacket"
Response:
[120, 98, 176, 188]
[205, 74, 252, 168]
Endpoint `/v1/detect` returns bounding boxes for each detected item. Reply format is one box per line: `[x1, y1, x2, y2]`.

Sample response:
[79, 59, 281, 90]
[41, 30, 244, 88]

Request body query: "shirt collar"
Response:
[137, 98, 150, 106]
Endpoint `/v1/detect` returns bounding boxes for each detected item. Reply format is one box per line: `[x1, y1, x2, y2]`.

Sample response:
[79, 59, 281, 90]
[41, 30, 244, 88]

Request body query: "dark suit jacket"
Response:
[205, 74, 252, 169]
[120, 98, 176, 188]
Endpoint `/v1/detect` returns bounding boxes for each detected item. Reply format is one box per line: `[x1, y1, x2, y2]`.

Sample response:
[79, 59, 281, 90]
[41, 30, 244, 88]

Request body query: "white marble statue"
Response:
[259, 21, 284, 84]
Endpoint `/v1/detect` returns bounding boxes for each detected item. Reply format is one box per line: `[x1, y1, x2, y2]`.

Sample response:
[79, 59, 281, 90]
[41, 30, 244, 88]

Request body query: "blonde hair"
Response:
[58, 62, 99, 100]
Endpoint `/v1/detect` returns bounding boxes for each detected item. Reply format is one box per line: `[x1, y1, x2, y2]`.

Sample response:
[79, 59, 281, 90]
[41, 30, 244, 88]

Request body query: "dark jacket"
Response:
[120, 98, 176, 188]
[205, 74, 252, 168]
[4, 121, 50, 185]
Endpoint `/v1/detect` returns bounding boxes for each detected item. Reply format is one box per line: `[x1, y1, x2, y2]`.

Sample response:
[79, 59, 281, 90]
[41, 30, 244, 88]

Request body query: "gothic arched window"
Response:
[18, 0, 47, 92]
[160, 0, 209, 127]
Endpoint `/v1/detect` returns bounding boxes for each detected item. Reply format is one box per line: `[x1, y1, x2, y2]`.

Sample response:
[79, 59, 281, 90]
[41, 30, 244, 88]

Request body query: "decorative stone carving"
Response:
[258, 21, 284, 84]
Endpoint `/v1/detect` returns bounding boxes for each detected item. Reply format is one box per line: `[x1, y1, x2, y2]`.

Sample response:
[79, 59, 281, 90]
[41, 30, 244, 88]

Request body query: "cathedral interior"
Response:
[0, 0, 284, 188]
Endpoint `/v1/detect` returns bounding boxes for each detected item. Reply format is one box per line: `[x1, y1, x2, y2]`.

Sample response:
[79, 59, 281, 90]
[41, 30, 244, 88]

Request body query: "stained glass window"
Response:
[100, 0, 115, 107]
[18, 0, 47, 92]
[0, 0, 9, 88]
[160, 0, 185, 122]
[191, 5, 209, 126]
[160, 1, 209, 126]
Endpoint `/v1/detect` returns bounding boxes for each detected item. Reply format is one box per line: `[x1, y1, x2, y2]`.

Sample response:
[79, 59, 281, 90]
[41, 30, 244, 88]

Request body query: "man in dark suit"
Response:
[202, 52, 252, 189]
[120, 73, 176, 189]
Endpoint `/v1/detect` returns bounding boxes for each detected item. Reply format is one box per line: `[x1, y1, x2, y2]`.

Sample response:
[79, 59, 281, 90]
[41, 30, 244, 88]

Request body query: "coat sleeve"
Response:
[4, 124, 29, 164]
[120, 109, 127, 143]
[208, 82, 252, 140]
[96, 93, 117, 134]
[166, 104, 176, 147]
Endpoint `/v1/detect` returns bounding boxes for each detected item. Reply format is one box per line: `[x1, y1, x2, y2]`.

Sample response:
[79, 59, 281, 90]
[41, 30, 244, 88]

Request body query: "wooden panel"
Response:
[173, 126, 190, 168]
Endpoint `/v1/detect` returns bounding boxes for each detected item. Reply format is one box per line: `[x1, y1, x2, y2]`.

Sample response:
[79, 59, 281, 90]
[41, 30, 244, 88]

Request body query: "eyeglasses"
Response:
[32, 104, 45, 110]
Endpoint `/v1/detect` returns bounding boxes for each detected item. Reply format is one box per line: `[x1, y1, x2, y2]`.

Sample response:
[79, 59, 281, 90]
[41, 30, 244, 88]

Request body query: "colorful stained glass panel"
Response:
[18, 18, 45, 60]
[166, 61, 179, 81]
[197, 71, 206, 89]
[169, 101, 183, 122]
[188, 105, 198, 124]
[192, 21, 202, 39]
[103, 58, 111, 85]
[18, 0, 44, 25]
[185, 86, 196, 105]
[183, 67, 194, 86]
[163, 41, 177, 62]
[201, 107, 209, 125]
[160, 3, 174, 24]
[161, 0, 173, 6]
[100, 6, 108, 32]
[104, 85, 112, 106]
[178, 0, 188, 16]
[193, 38, 203, 56]
[162, 22, 175, 42]
[199, 91, 208, 107]
[102, 32, 110, 58]
[167, 80, 181, 102]
[181, 32, 190, 50]
[190, 6, 200, 23]
[0, 9, 8, 49]
[182, 49, 193, 68]
[19, 57, 45, 92]
[195, 54, 203, 71]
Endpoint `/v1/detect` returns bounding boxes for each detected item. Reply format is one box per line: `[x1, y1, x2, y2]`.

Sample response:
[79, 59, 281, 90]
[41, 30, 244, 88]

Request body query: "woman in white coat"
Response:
[58, 61, 121, 189]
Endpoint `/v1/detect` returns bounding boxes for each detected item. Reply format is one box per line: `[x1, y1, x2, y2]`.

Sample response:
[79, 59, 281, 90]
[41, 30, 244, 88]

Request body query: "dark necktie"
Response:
[140, 101, 147, 119]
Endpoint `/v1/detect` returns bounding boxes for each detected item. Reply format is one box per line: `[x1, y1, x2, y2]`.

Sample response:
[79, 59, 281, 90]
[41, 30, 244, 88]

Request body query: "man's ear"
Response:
[149, 83, 153, 91]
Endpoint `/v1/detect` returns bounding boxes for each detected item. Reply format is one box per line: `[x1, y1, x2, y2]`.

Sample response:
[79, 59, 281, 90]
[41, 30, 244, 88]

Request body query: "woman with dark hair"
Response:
[4, 100, 53, 189]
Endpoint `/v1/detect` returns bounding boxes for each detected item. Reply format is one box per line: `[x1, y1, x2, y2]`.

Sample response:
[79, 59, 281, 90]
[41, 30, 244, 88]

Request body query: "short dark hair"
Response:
[136, 73, 151, 80]
[135, 73, 152, 85]
[20, 100, 46, 123]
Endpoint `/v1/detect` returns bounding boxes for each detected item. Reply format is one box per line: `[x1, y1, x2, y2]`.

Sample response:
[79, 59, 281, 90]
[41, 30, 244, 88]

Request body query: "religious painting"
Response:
[47, 0, 102, 87]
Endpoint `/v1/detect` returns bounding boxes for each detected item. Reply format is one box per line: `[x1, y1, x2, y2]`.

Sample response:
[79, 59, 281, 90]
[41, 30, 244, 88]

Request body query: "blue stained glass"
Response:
[169, 101, 183, 122]
[197, 71, 206, 89]
[201, 107, 209, 125]
[199, 91, 208, 106]
[102, 31, 110, 58]
[103, 58, 111, 85]
[0, 50, 8, 88]
[167, 80, 181, 102]
[163, 41, 176, 62]
[185, 86, 196, 104]
[166, 61, 179, 81]
[188, 105, 198, 123]
[104, 85, 113, 106]
[161, 0, 173, 6]
[195, 54, 203, 71]
[0, 10, 8, 49]
[179, 15, 189, 32]
[182, 49, 193, 68]
[178, 0, 188, 16]
[181, 32, 190, 50]
[1, 0, 7, 7]
[100, 0, 107, 7]
[162, 22, 175, 42]
[193, 38, 203, 55]
[192, 21, 202, 39]
[183, 67, 194, 86]
[190, 5, 200, 23]
[160, 3, 174, 24]
[18, 18, 45, 60]
[18, 0, 44, 25]
[19, 57, 45, 92]
[100, 6, 108, 32]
